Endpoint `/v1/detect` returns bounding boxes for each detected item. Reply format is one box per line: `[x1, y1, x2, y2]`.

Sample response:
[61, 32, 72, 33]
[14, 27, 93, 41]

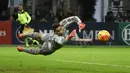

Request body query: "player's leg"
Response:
[17, 46, 41, 55]
[24, 37, 31, 47]
[20, 25, 35, 47]
[19, 29, 46, 41]
[18, 25, 31, 47]
[17, 41, 54, 55]
[19, 32, 40, 40]
[20, 25, 24, 33]
[32, 39, 40, 46]
[19, 32, 39, 47]
[24, 37, 39, 47]
[23, 29, 38, 47]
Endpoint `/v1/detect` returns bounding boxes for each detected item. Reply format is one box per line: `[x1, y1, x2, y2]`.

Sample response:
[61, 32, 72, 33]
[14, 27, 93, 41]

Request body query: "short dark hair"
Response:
[52, 23, 60, 32]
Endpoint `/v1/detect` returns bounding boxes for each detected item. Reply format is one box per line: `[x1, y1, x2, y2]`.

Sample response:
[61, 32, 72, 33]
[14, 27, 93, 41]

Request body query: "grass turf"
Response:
[0, 46, 130, 73]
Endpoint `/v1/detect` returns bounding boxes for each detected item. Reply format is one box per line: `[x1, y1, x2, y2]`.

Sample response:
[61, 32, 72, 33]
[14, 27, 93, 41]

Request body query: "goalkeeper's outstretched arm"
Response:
[59, 16, 85, 31]
[59, 16, 82, 28]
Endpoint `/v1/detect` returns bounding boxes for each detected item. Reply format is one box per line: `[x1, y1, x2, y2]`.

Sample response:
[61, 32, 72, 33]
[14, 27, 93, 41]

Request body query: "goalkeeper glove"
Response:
[66, 29, 76, 40]
[79, 23, 86, 32]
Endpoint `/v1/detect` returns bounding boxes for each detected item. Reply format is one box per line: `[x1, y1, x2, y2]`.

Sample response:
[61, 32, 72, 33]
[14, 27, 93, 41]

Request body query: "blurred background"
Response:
[1, 1, 130, 73]
[0, 0, 130, 45]
[0, 0, 129, 22]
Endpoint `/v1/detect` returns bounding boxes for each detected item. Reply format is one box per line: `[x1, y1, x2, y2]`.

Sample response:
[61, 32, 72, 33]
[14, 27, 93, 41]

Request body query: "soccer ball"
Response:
[97, 30, 111, 41]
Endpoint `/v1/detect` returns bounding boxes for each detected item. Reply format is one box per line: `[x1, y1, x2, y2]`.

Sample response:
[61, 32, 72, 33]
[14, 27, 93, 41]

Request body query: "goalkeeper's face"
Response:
[55, 26, 64, 36]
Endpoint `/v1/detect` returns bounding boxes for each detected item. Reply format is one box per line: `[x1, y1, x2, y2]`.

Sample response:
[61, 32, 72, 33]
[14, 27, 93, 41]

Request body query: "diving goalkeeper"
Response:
[17, 16, 86, 55]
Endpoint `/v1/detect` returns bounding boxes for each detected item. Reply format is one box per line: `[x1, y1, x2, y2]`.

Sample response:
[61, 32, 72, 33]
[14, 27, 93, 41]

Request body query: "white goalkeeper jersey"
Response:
[59, 16, 82, 29]
[59, 16, 82, 41]
[39, 16, 82, 52]
[41, 16, 82, 45]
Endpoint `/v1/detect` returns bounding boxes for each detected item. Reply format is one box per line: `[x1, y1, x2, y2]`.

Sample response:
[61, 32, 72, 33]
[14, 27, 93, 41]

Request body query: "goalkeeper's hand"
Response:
[66, 29, 76, 40]
[79, 23, 86, 32]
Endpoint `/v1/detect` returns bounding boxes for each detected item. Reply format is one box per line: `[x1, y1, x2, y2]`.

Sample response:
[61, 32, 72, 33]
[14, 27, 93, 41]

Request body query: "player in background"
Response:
[16, 4, 31, 33]
[12, 4, 39, 47]
[17, 16, 86, 55]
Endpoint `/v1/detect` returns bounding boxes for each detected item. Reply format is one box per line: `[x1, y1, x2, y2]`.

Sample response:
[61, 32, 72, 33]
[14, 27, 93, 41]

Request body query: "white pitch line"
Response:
[45, 59, 130, 68]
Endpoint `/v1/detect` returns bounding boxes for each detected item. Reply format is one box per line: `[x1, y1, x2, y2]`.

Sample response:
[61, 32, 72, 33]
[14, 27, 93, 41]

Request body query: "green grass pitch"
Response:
[0, 46, 130, 73]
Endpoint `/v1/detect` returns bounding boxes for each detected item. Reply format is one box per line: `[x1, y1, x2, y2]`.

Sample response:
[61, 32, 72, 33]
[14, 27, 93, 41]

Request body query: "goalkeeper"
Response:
[17, 16, 86, 55]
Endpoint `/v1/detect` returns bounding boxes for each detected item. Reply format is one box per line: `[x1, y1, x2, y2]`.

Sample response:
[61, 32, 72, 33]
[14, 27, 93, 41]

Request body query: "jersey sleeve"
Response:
[59, 16, 82, 28]
[26, 12, 31, 24]
[54, 36, 67, 45]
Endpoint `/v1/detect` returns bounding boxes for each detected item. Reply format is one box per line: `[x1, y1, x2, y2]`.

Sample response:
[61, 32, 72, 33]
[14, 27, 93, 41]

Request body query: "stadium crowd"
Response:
[1, 9, 130, 23]
[0, 7, 79, 23]
[1, 2, 130, 23]
[105, 10, 130, 23]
